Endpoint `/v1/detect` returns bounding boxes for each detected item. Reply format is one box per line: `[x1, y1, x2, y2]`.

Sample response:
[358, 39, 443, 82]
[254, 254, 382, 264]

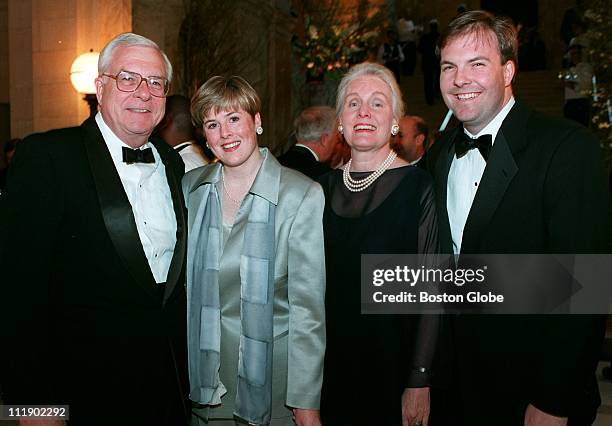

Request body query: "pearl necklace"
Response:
[221, 167, 242, 206]
[342, 150, 397, 192]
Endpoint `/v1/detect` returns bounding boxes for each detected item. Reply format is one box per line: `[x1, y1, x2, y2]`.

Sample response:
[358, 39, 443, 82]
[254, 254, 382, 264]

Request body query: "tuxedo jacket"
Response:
[0, 118, 188, 425]
[429, 101, 610, 425]
[277, 145, 332, 180]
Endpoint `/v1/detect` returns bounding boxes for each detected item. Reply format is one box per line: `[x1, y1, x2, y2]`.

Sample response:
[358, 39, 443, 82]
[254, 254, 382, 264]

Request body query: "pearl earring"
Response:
[391, 124, 399, 136]
[338, 124, 343, 134]
[256, 126, 263, 135]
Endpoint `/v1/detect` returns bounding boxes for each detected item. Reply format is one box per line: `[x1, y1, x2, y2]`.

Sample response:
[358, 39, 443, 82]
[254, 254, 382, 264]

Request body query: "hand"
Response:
[293, 408, 321, 426]
[402, 387, 430, 426]
[524, 404, 567, 426]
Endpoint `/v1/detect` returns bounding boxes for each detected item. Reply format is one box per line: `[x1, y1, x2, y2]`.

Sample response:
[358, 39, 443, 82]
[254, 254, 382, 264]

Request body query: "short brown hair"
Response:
[191, 75, 261, 128]
[440, 10, 518, 65]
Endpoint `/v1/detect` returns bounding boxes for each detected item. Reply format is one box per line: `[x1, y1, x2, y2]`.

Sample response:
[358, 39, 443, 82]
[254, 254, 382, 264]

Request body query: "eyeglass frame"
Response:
[100, 70, 170, 97]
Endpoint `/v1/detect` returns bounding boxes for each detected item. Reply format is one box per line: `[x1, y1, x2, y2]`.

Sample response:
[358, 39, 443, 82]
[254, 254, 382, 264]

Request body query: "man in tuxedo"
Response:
[278, 106, 339, 180]
[0, 33, 188, 425]
[429, 11, 609, 426]
[392, 115, 429, 167]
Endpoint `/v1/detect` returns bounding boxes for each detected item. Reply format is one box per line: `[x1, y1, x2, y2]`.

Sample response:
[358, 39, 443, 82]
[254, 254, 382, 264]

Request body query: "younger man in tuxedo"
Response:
[0, 33, 188, 425]
[429, 10, 609, 426]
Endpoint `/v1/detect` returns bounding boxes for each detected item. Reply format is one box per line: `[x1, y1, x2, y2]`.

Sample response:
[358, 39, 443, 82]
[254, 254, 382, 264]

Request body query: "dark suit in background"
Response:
[278, 145, 332, 180]
[280, 106, 340, 180]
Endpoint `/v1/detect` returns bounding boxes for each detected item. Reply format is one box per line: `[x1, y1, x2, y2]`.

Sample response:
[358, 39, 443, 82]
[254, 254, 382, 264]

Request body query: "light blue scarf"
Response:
[187, 176, 276, 425]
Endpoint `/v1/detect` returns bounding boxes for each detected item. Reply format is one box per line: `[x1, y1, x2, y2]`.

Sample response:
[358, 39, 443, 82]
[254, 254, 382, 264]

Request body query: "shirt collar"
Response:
[464, 96, 515, 143]
[174, 141, 194, 150]
[295, 143, 320, 162]
[95, 112, 158, 165]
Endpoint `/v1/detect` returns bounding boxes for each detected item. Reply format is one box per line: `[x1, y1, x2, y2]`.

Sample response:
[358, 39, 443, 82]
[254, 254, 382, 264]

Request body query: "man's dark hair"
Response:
[440, 10, 518, 65]
[165, 95, 195, 135]
[413, 118, 429, 147]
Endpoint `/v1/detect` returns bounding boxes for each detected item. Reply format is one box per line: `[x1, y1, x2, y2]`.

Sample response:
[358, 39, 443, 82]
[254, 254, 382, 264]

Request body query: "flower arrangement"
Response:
[292, 2, 385, 81]
[584, 0, 612, 167]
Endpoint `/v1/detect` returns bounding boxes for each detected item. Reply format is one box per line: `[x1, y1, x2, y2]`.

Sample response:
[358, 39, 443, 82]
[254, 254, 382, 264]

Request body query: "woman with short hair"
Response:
[319, 62, 440, 426]
[185, 75, 326, 426]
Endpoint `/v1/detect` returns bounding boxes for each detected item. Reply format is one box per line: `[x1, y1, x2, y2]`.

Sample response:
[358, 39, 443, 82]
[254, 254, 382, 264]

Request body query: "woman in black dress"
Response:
[319, 62, 439, 426]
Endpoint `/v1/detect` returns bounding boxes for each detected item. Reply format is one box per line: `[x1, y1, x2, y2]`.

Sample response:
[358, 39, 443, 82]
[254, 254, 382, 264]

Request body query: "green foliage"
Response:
[292, 1, 386, 81]
[584, 0, 612, 167]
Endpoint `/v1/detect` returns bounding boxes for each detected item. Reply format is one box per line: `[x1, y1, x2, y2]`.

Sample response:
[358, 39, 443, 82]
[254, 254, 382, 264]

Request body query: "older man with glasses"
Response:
[0, 33, 188, 425]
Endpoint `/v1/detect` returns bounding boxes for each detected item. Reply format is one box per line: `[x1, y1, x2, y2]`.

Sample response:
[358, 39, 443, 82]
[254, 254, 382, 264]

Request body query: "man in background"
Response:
[392, 115, 429, 167]
[0, 138, 19, 192]
[279, 105, 340, 180]
[156, 94, 208, 171]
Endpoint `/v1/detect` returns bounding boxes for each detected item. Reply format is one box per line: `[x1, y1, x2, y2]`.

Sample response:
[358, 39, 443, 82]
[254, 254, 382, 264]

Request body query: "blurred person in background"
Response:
[0, 138, 20, 192]
[156, 94, 209, 171]
[278, 106, 339, 180]
[392, 115, 429, 167]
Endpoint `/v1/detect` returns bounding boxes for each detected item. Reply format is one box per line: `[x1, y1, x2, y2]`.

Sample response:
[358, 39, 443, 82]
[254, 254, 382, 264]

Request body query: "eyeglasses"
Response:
[102, 70, 170, 97]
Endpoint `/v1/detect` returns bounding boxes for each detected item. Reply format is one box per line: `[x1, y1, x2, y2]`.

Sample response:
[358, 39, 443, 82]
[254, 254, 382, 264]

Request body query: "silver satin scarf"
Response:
[187, 182, 276, 425]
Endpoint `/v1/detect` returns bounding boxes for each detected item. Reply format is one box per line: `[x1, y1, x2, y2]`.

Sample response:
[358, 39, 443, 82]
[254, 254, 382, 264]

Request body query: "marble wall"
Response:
[7, 0, 131, 139]
[3, 0, 582, 142]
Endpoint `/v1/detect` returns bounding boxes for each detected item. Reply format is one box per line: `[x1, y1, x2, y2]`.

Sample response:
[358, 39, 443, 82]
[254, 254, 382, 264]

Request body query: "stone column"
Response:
[8, 0, 131, 138]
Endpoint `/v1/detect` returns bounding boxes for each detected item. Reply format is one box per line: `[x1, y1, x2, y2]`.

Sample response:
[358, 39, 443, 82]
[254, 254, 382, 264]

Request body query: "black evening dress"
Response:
[319, 165, 439, 425]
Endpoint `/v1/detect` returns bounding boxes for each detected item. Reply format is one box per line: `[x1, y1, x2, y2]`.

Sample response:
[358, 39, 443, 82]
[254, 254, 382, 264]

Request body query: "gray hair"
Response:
[336, 62, 404, 121]
[294, 106, 336, 142]
[98, 32, 173, 82]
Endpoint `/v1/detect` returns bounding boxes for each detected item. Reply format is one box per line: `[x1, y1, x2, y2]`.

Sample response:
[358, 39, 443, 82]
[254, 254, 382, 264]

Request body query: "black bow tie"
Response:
[122, 147, 155, 164]
[455, 133, 492, 161]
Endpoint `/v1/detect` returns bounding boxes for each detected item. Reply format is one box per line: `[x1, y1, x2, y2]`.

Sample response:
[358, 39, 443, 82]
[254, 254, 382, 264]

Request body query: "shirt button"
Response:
[474, 182, 478, 187]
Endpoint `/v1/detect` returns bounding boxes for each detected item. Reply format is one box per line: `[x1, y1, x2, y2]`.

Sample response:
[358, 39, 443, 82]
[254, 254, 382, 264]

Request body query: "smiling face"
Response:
[440, 30, 515, 134]
[203, 109, 261, 168]
[340, 75, 397, 153]
[95, 45, 167, 148]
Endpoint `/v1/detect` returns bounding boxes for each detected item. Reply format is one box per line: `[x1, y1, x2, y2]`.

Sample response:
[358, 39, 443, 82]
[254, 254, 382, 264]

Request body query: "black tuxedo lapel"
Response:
[459, 102, 531, 253]
[461, 132, 517, 253]
[81, 118, 159, 298]
[150, 137, 186, 304]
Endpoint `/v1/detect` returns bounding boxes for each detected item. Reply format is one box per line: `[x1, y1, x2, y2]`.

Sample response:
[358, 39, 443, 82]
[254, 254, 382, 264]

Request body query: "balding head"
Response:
[393, 115, 428, 163]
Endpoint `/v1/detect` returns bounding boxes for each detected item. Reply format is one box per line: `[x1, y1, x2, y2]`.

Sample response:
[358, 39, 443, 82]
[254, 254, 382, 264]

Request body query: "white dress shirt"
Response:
[447, 97, 515, 255]
[174, 141, 208, 172]
[96, 113, 177, 283]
